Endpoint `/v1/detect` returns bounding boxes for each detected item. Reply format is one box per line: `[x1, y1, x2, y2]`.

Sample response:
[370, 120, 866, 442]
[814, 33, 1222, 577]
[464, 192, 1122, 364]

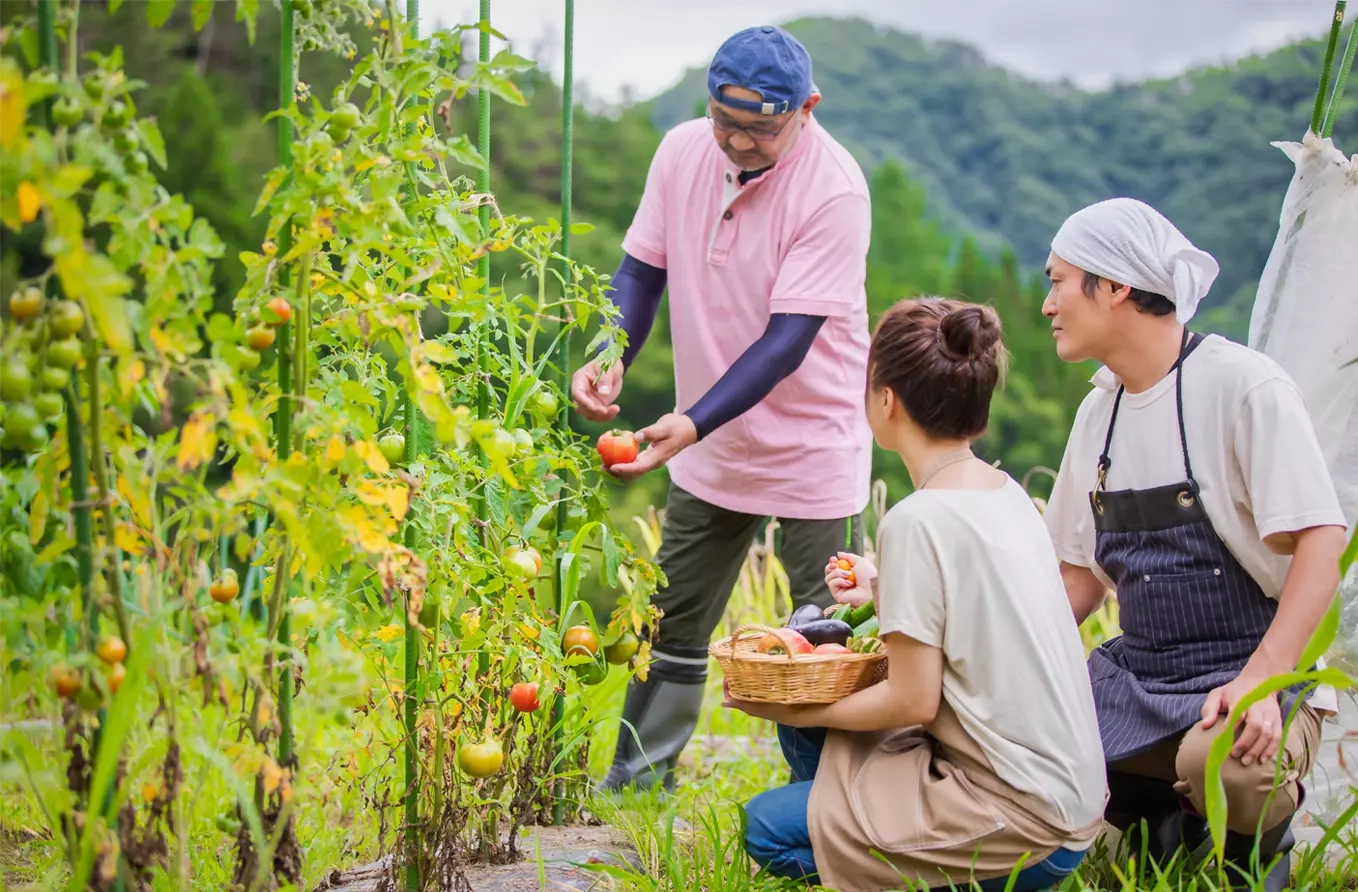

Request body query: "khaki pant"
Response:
[1110, 703, 1324, 834]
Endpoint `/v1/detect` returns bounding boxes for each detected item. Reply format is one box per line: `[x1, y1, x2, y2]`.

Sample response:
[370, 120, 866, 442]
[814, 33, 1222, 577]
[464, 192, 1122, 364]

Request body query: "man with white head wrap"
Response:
[1040, 198, 1348, 890]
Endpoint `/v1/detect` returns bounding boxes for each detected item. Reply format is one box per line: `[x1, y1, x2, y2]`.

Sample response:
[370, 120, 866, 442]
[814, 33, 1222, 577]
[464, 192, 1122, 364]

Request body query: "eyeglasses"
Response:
[705, 105, 797, 142]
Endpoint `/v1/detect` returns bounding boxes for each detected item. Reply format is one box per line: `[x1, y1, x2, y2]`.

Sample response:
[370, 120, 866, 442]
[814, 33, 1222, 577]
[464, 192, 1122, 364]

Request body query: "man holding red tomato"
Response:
[570, 25, 873, 792]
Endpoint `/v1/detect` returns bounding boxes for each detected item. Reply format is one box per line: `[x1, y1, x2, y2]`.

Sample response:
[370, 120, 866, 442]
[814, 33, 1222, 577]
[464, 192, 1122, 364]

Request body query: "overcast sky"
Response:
[418, 0, 1351, 105]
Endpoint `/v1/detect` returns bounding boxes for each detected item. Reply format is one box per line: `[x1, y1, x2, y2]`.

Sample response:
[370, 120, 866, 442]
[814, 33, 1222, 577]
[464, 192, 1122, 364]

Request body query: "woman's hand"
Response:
[721, 680, 815, 726]
[825, 551, 875, 608]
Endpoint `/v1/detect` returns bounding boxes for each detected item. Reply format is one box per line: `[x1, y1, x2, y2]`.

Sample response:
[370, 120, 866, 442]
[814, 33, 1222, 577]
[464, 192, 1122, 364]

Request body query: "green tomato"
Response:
[483, 429, 516, 461]
[101, 100, 131, 130]
[331, 102, 361, 133]
[3, 403, 39, 437]
[41, 366, 69, 391]
[529, 390, 559, 420]
[1, 360, 32, 402]
[52, 96, 83, 128]
[572, 658, 609, 687]
[33, 391, 63, 421]
[512, 428, 533, 457]
[125, 150, 148, 175]
[48, 300, 84, 337]
[46, 339, 82, 370]
[378, 433, 406, 464]
[236, 347, 261, 372]
[29, 69, 58, 89]
[292, 0, 314, 18]
[83, 71, 107, 101]
[112, 128, 139, 154]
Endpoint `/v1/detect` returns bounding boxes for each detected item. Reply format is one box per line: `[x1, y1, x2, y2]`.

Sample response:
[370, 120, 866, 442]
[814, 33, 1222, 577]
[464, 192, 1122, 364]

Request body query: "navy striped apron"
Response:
[1087, 330, 1309, 762]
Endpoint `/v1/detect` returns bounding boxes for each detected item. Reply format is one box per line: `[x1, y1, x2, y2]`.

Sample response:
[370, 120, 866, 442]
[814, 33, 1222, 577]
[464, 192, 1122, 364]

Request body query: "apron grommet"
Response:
[1214, 568, 1221, 576]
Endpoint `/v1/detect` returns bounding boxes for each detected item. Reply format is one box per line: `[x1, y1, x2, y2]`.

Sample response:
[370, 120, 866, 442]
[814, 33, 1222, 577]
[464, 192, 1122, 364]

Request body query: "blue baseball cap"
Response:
[707, 25, 817, 116]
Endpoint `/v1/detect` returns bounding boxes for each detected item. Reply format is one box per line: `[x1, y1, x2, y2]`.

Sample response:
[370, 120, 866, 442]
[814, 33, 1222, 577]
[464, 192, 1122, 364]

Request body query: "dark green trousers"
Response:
[648, 482, 865, 666]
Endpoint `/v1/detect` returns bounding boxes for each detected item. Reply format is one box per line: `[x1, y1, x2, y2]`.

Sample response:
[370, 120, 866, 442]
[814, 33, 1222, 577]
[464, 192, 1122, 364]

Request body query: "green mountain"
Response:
[647, 16, 1357, 340]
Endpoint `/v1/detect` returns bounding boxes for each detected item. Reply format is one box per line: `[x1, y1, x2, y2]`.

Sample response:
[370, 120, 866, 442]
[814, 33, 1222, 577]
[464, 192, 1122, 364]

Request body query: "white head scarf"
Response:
[1050, 198, 1220, 324]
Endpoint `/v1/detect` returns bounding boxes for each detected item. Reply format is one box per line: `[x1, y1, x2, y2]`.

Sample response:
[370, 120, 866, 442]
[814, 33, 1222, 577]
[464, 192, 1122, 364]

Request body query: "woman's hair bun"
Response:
[939, 305, 1002, 361]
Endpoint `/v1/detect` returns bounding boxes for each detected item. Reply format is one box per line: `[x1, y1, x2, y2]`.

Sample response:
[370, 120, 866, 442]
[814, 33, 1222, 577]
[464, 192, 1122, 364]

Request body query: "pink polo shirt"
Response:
[622, 115, 873, 520]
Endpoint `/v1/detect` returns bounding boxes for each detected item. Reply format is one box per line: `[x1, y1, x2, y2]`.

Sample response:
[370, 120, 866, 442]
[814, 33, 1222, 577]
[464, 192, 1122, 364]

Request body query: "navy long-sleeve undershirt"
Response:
[605, 251, 826, 441]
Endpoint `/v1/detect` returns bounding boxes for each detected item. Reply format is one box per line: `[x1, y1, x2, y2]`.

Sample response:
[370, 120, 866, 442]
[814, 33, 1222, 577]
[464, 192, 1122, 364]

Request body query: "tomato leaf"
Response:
[146, 0, 176, 28]
[191, 0, 214, 30]
[108, 0, 125, 13]
[235, 0, 259, 44]
[135, 118, 168, 170]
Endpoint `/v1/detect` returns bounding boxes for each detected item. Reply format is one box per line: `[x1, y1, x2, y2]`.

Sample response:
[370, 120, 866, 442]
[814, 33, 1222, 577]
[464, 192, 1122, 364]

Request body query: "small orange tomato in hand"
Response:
[836, 558, 856, 586]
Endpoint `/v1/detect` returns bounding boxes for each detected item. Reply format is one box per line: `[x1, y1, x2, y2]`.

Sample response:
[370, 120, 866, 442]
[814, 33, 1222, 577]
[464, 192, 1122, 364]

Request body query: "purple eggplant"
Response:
[791, 618, 853, 647]
[788, 604, 826, 629]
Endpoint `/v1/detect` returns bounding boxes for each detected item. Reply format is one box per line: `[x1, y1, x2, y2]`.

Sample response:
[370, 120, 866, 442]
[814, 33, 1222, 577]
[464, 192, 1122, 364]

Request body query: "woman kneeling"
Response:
[725, 299, 1108, 891]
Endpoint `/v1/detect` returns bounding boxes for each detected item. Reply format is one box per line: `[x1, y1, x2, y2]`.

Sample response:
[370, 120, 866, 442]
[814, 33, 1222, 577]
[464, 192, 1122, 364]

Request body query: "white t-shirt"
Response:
[1045, 335, 1348, 713]
[876, 477, 1108, 831]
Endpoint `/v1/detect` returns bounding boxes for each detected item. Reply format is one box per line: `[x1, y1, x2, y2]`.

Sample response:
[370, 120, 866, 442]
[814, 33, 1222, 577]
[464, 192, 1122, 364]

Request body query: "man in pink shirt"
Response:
[570, 25, 874, 791]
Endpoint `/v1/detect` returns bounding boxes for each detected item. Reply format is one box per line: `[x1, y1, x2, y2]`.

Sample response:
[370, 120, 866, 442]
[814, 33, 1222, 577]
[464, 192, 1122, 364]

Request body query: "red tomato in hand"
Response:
[509, 681, 540, 713]
[596, 430, 639, 466]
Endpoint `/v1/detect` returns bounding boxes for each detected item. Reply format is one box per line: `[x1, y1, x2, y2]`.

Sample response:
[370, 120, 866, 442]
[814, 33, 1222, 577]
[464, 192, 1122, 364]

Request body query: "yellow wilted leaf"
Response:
[117, 473, 153, 530]
[357, 481, 409, 522]
[148, 325, 173, 356]
[115, 357, 145, 398]
[114, 523, 146, 556]
[340, 504, 393, 553]
[28, 489, 48, 546]
[16, 181, 41, 223]
[257, 700, 273, 727]
[353, 440, 390, 474]
[0, 66, 26, 150]
[446, 701, 463, 721]
[375, 624, 404, 643]
[176, 413, 216, 471]
[518, 624, 539, 641]
[227, 408, 262, 442]
[323, 437, 346, 467]
[141, 782, 159, 802]
[261, 758, 283, 796]
[412, 362, 441, 395]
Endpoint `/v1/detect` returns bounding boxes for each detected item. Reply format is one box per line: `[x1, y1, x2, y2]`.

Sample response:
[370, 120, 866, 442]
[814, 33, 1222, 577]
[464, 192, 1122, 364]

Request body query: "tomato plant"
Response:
[0, 3, 661, 888]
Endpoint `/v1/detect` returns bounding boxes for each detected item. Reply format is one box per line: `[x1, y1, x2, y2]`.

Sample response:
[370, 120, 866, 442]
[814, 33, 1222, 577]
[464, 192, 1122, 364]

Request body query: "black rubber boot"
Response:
[1105, 771, 1204, 867]
[599, 656, 706, 793]
[1219, 819, 1294, 892]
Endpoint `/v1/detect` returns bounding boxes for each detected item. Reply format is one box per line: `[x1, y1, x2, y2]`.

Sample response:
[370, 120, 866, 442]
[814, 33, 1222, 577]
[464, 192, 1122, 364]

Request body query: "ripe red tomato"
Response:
[509, 681, 540, 713]
[812, 643, 852, 655]
[51, 665, 81, 700]
[596, 430, 639, 466]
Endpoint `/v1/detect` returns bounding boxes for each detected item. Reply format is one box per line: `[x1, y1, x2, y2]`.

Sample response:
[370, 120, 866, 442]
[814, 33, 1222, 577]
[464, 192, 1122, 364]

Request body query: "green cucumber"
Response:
[846, 601, 875, 630]
[852, 616, 879, 639]
[830, 603, 853, 623]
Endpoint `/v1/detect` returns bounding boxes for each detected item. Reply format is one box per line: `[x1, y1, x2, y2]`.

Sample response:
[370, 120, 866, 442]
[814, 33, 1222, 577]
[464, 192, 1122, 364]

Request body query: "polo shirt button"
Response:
[723, 210, 734, 220]
[1143, 575, 1150, 582]
[725, 173, 732, 183]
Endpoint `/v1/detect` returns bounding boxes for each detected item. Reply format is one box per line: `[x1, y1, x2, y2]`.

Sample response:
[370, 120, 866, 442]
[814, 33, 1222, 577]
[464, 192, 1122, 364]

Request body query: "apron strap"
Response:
[1096, 329, 1207, 493]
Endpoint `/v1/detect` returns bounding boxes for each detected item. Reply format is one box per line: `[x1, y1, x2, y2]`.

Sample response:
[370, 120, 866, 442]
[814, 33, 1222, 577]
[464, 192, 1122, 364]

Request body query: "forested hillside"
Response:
[2, 4, 1351, 515]
[650, 16, 1357, 340]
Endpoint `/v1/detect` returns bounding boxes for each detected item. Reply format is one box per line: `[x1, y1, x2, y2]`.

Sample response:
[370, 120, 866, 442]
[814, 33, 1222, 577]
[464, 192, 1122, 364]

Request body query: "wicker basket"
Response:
[709, 622, 888, 705]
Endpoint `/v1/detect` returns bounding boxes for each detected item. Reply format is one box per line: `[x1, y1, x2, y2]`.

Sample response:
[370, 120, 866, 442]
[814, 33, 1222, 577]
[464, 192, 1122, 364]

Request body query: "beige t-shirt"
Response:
[1044, 334, 1348, 713]
[876, 477, 1108, 831]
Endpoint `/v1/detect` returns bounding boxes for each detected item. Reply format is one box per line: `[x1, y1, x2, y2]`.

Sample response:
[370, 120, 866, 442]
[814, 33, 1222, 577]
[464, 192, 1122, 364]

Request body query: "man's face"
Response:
[1042, 253, 1113, 363]
[708, 85, 817, 170]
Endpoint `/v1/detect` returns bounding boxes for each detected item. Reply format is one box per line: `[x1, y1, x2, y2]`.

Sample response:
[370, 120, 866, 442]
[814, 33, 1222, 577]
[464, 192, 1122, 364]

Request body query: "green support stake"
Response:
[276, 0, 297, 772]
[35, 0, 58, 127]
[403, 5, 423, 890]
[550, 0, 575, 828]
[474, 0, 492, 544]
